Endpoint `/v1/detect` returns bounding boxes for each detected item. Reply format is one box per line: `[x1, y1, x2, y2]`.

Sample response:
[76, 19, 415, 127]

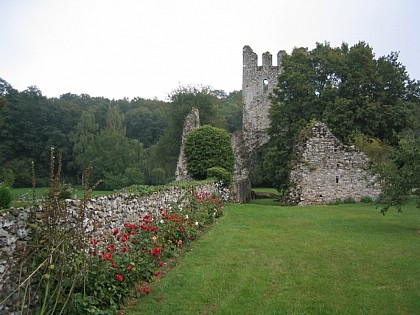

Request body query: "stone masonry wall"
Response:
[175, 107, 200, 181]
[0, 183, 217, 313]
[242, 45, 283, 154]
[288, 122, 381, 205]
[231, 46, 283, 202]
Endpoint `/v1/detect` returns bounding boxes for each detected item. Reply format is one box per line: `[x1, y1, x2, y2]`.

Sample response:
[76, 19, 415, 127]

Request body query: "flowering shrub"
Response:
[66, 189, 225, 314]
[182, 191, 224, 227]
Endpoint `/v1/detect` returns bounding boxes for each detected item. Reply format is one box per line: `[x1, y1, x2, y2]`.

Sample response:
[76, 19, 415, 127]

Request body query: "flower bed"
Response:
[0, 184, 226, 315]
[69, 191, 224, 314]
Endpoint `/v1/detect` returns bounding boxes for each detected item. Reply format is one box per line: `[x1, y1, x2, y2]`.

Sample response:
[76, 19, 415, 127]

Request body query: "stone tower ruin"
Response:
[176, 46, 381, 204]
[230, 46, 284, 202]
[242, 45, 283, 153]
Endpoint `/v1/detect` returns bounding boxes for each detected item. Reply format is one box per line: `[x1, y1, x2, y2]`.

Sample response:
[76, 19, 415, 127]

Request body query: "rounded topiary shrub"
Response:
[184, 125, 234, 180]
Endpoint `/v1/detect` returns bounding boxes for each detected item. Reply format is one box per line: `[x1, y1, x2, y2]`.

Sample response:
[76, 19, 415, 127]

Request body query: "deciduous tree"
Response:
[266, 41, 420, 193]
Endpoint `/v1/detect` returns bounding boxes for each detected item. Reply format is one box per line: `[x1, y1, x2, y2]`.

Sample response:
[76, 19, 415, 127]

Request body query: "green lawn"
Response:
[252, 187, 279, 194]
[125, 202, 420, 314]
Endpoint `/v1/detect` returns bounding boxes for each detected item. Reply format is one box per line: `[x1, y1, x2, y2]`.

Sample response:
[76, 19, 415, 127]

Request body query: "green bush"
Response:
[3, 168, 15, 187]
[207, 167, 232, 186]
[343, 197, 356, 204]
[0, 185, 12, 209]
[361, 196, 373, 203]
[329, 198, 343, 205]
[149, 168, 166, 185]
[184, 125, 234, 180]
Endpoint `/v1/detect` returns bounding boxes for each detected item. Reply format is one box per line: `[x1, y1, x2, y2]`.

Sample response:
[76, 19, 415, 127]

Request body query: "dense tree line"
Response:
[3, 41, 416, 209]
[259, 42, 419, 209]
[0, 78, 241, 189]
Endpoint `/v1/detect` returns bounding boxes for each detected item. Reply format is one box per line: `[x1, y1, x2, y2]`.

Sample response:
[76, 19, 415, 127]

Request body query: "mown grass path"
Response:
[125, 203, 420, 314]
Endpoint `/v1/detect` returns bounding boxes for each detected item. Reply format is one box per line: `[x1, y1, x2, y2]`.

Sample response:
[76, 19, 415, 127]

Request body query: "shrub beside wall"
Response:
[0, 183, 219, 314]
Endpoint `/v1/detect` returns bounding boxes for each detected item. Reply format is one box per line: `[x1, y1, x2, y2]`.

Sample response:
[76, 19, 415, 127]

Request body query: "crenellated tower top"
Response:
[242, 46, 283, 141]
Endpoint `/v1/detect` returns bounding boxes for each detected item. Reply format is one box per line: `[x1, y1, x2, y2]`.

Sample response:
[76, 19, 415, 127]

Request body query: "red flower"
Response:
[128, 265, 133, 271]
[111, 263, 117, 268]
[122, 247, 127, 253]
[144, 287, 150, 294]
[149, 247, 162, 257]
[159, 261, 165, 267]
[113, 228, 119, 236]
[177, 239, 183, 246]
[116, 274, 124, 282]
[137, 287, 143, 293]
[154, 271, 159, 277]
[90, 239, 98, 245]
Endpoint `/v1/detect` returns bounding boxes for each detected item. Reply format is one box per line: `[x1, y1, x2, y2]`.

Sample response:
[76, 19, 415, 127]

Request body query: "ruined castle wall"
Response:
[175, 107, 200, 181]
[288, 122, 381, 205]
[230, 46, 283, 202]
[242, 46, 283, 153]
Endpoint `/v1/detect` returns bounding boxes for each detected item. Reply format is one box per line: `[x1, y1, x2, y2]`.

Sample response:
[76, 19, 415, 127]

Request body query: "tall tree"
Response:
[106, 105, 126, 136]
[266, 41, 420, 193]
[125, 106, 167, 147]
[219, 90, 242, 133]
[374, 131, 420, 213]
[151, 85, 224, 179]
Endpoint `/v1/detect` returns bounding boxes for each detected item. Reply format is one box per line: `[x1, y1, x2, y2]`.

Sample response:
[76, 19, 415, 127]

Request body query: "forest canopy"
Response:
[1, 41, 418, 208]
[261, 42, 419, 209]
[0, 79, 241, 189]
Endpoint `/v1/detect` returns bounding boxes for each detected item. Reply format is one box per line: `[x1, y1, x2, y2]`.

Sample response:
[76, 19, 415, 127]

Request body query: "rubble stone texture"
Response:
[0, 183, 217, 313]
[287, 122, 381, 205]
[175, 107, 200, 181]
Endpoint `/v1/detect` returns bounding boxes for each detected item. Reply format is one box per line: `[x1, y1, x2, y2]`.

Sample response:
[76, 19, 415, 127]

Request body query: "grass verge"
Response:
[124, 202, 420, 314]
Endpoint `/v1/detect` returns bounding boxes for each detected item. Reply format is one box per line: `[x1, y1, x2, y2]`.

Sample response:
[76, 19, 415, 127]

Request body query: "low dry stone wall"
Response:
[0, 183, 217, 313]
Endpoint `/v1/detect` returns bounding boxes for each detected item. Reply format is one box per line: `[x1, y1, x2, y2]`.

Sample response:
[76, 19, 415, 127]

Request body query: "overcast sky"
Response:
[1, 0, 419, 100]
